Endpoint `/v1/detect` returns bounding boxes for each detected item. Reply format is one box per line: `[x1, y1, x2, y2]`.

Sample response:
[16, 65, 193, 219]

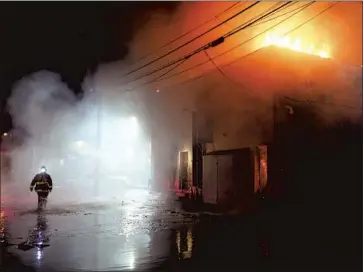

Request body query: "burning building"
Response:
[164, 44, 361, 209]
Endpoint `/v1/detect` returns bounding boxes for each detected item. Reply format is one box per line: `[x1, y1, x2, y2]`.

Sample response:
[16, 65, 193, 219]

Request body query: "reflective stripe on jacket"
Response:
[30, 173, 53, 192]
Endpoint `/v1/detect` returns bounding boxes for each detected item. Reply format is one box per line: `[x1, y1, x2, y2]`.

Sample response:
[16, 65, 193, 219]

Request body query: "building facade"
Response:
[171, 46, 362, 207]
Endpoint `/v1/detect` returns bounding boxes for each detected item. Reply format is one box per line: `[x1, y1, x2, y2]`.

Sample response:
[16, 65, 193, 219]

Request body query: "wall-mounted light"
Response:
[75, 140, 86, 148]
[284, 105, 294, 115]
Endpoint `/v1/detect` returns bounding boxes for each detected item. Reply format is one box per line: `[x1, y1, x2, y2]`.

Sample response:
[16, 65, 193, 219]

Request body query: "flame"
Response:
[263, 33, 330, 59]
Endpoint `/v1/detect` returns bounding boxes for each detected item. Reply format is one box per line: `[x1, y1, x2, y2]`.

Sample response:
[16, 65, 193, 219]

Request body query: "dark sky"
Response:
[0, 2, 178, 132]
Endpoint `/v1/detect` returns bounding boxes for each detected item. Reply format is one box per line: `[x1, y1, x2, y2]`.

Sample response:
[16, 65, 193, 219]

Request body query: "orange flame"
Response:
[263, 33, 330, 59]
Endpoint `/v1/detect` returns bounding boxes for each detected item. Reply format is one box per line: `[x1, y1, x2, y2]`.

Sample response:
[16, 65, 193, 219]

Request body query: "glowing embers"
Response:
[263, 33, 330, 59]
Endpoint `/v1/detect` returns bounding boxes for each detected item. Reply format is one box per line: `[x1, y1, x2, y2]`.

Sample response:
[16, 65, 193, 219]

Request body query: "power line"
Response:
[157, 2, 339, 91]
[224, 2, 338, 68]
[124, 2, 261, 76]
[127, 2, 295, 90]
[154, 2, 314, 84]
[122, 3, 280, 88]
[151, 58, 190, 82]
[123, 1, 292, 86]
[204, 50, 241, 87]
[222, 1, 295, 39]
[130, 2, 243, 65]
[221, 2, 293, 34]
[126, 58, 189, 92]
[251, 2, 309, 28]
[284, 96, 361, 110]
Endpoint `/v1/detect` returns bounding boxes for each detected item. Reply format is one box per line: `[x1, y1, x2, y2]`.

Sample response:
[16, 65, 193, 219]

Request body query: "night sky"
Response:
[0, 2, 178, 132]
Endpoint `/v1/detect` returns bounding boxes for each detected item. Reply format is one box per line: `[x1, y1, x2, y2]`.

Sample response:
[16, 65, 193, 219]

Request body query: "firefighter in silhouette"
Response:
[30, 166, 53, 210]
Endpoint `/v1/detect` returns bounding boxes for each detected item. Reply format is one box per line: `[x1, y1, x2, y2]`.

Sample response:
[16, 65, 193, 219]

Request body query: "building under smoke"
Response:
[156, 46, 362, 209]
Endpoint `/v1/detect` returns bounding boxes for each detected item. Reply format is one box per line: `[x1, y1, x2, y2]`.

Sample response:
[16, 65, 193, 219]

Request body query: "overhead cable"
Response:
[137, 1, 313, 90]
[284, 96, 360, 110]
[157, 2, 339, 91]
[155, 2, 314, 83]
[126, 58, 189, 92]
[130, 2, 243, 65]
[123, 1, 292, 87]
[124, 2, 261, 76]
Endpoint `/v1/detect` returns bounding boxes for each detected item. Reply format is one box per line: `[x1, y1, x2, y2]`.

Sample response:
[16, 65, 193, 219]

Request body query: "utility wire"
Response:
[222, 1, 295, 38]
[151, 58, 189, 82]
[222, 2, 293, 33]
[204, 50, 240, 87]
[131, 2, 243, 65]
[224, 2, 301, 39]
[129, 2, 295, 90]
[156, 2, 339, 91]
[153, 2, 314, 84]
[124, 2, 261, 76]
[251, 2, 310, 28]
[284, 96, 360, 110]
[127, 3, 292, 85]
[280, 97, 361, 128]
[123, 1, 292, 87]
[126, 58, 189, 92]
[225, 1, 337, 68]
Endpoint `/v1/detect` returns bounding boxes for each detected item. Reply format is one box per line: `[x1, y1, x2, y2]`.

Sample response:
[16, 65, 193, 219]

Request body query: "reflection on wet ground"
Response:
[176, 226, 193, 260]
[1, 189, 361, 272]
[17, 213, 50, 253]
[0, 210, 5, 242]
[0, 190, 200, 271]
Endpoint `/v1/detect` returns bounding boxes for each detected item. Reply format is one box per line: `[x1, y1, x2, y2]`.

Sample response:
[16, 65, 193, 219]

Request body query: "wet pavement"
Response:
[0, 189, 203, 271]
[1, 189, 361, 272]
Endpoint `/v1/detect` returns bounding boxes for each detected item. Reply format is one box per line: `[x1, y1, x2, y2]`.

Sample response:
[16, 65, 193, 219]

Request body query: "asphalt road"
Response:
[1, 189, 201, 271]
[1, 188, 361, 272]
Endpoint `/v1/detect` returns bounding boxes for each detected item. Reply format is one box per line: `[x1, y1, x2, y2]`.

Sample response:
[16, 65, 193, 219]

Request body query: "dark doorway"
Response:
[192, 143, 203, 189]
[179, 151, 188, 190]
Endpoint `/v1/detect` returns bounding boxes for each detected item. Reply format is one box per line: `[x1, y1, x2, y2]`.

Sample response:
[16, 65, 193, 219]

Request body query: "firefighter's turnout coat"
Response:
[30, 173, 53, 193]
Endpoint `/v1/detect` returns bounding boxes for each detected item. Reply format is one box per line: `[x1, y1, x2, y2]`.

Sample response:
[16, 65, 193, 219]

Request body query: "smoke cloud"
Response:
[3, 65, 154, 207]
[123, 1, 362, 150]
[2, 2, 361, 208]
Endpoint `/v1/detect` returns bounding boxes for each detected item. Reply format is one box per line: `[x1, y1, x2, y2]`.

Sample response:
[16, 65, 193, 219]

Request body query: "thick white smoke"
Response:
[3, 68, 152, 208]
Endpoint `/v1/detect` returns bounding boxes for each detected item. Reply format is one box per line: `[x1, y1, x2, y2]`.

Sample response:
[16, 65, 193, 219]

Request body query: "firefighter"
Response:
[30, 166, 53, 210]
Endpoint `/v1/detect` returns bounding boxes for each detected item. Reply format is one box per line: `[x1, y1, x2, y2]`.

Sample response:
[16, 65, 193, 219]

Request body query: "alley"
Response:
[1, 187, 361, 272]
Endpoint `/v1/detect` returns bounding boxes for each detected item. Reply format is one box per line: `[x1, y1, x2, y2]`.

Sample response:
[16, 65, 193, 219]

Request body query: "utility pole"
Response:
[94, 85, 102, 199]
[93, 84, 101, 270]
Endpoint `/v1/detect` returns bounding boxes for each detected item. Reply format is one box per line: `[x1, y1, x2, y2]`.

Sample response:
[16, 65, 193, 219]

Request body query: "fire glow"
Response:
[263, 33, 330, 59]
